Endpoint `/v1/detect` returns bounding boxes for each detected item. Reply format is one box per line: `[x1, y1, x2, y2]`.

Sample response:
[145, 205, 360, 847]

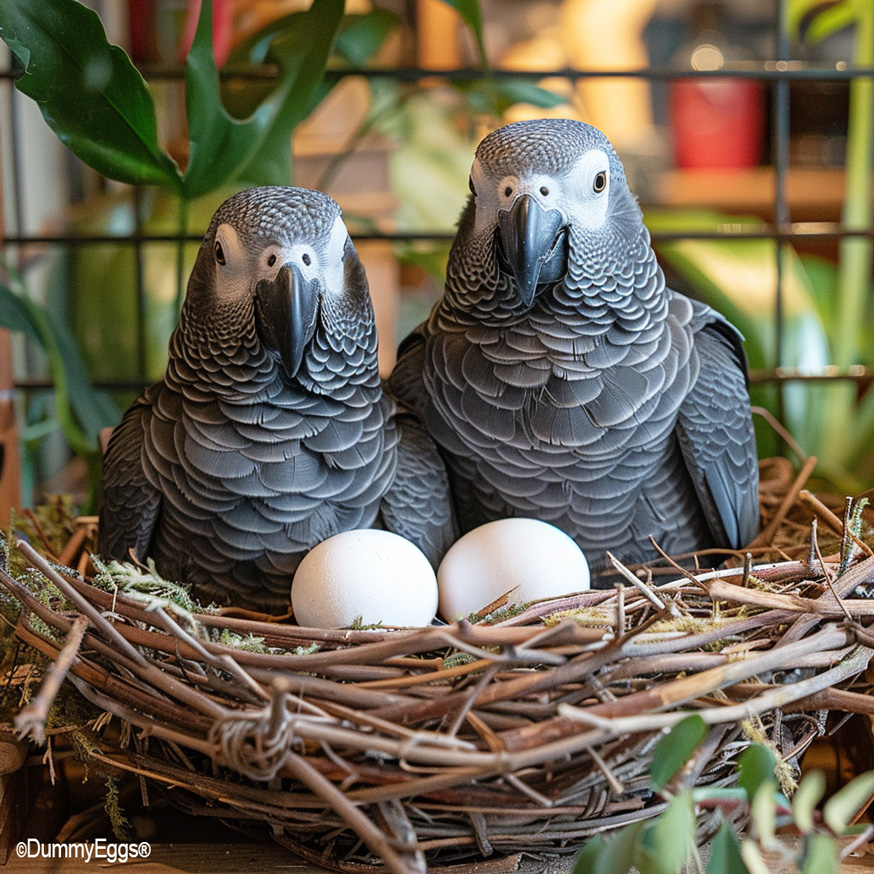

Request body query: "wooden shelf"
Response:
[651, 167, 848, 218]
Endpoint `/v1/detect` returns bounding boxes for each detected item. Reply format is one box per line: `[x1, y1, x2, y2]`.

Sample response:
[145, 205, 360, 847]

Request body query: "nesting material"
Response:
[2, 462, 874, 874]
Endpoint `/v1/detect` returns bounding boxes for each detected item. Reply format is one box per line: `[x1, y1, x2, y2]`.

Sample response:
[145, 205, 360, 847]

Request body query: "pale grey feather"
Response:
[391, 119, 759, 575]
[101, 186, 452, 611]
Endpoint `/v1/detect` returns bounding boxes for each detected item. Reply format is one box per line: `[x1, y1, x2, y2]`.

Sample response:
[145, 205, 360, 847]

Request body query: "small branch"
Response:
[21, 509, 60, 559]
[282, 749, 415, 874]
[812, 521, 854, 622]
[841, 496, 856, 573]
[57, 525, 90, 568]
[14, 615, 89, 744]
[799, 490, 874, 557]
[588, 745, 625, 795]
[607, 551, 670, 613]
[750, 406, 808, 462]
[748, 455, 819, 550]
[17, 539, 148, 668]
[646, 538, 702, 587]
[615, 584, 625, 636]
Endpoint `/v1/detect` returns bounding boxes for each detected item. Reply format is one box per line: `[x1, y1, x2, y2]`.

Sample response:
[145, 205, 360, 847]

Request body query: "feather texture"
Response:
[390, 120, 759, 574]
[101, 187, 452, 611]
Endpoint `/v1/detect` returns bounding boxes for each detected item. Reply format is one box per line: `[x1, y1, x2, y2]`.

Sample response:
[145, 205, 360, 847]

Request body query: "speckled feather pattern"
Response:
[100, 187, 454, 610]
[391, 120, 759, 572]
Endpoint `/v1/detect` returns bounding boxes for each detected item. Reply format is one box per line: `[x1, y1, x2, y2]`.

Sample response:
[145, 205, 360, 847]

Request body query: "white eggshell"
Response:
[437, 518, 590, 620]
[291, 529, 438, 629]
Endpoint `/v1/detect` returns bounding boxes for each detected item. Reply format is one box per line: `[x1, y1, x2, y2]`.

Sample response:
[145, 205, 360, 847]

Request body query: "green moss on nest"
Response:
[542, 607, 614, 628]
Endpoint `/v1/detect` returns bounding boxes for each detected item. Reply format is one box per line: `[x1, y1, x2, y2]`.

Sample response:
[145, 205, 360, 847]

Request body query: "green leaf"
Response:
[740, 839, 770, 874]
[43, 306, 119, 444]
[573, 834, 606, 874]
[823, 770, 874, 834]
[182, 0, 278, 197]
[439, 0, 487, 66]
[705, 821, 747, 874]
[650, 715, 708, 791]
[0, 0, 179, 188]
[735, 745, 774, 800]
[0, 281, 118, 456]
[593, 820, 646, 874]
[738, 745, 777, 801]
[457, 78, 567, 116]
[635, 791, 695, 874]
[806, 2, 857, 44]
[800, 833, 839, 874]
[490, 79, 568, 110]
[749, 781, 777, 845]
[0, 283, 42, 344]
[233, 3, 344, 187]
[786, 0, 831, 41]
[335, 10, 398, 67]
[182, 0, 344, 197]
[793, 770, 826, 834]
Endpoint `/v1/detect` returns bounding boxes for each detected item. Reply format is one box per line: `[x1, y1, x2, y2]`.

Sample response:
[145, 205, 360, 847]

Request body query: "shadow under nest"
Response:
[2, 456, 874, 874]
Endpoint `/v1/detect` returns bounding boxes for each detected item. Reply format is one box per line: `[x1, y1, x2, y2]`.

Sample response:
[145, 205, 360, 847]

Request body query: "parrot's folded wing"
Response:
[99, 387, 162, 563]
[380, 407, 457, 570]
[675, 320, 760, 549]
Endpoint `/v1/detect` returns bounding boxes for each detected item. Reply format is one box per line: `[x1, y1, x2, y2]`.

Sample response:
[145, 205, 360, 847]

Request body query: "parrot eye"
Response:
[593, 172, 607, 193]
[540, 186, 549, 196]
[469, 177, 476, 196]
[267, 254, 277, 267]
[504, 186, 513, 197]
[302, 253, 312, 267]
[214, 241, 226, 265]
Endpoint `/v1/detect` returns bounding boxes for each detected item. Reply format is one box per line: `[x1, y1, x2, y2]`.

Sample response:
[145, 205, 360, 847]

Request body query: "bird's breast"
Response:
[426, 309, 695, 458]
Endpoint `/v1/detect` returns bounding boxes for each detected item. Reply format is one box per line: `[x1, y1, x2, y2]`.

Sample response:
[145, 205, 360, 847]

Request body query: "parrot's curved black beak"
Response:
[497, 195, 568, 307]
[254, 262, 320, 378]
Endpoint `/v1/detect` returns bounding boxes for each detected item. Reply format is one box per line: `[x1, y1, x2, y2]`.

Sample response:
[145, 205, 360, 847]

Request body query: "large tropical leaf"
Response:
[182, 0, 344, 197]
[0, 281, 118, 455]
[0, 0, 179, 188]
[439, 0, 486, 65]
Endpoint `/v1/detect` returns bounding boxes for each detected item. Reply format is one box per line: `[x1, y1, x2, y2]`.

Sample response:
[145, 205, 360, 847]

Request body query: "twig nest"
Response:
[437, 518, 591, 620]
[291, 529, 438, 628]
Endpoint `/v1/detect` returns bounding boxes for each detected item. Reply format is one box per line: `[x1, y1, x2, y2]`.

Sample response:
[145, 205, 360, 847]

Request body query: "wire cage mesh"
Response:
[1, 0, 874, 868]
[0, 0, 872, 509]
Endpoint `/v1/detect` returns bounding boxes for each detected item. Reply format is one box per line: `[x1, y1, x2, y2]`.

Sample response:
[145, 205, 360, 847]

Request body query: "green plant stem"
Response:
[175, 196, 190, 313]
[821, 5, 874, 470]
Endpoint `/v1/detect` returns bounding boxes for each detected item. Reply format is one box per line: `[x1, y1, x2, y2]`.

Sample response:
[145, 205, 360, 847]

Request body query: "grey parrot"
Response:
[100, 186, 454, 611]
[390, 119, 759, 574]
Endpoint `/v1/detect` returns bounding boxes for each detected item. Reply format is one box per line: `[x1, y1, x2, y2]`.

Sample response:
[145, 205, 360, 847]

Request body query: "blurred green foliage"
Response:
[573, 714, 874, 874]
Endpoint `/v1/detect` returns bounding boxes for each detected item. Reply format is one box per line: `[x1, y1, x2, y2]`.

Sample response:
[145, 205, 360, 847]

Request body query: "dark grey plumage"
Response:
[390, 119, 759, 573]
[100, 186, 454, 611]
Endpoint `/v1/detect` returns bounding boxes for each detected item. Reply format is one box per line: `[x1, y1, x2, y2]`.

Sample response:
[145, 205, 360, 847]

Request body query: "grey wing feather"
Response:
[99, 387, 163, 562]
[380, 408, 458, 569]
[675, 319, 760, 549]
[389, 325, 429, 419]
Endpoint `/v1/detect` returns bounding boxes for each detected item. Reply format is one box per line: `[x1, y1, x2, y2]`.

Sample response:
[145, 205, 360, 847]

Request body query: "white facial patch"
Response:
[212, 222, 255, 300]
[471, 156, 567, 236]
[214, 223, 244, 266]
[321, 213, 350, 295]
[562, 149, 611, 230]
[270, 213, 349, 295]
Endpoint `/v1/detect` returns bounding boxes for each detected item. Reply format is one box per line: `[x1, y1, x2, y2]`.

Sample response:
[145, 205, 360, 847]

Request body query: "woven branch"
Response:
[2, 476, 874, 871]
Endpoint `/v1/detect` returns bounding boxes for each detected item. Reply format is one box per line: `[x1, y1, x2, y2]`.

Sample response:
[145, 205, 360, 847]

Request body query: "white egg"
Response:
[291, 529, 438, 629]
[437, 518, 590, 620]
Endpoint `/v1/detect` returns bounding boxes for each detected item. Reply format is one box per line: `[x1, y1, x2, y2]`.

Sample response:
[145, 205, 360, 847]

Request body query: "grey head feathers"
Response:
[391, 119, 759, 575]
[101, 185, 453, 611]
